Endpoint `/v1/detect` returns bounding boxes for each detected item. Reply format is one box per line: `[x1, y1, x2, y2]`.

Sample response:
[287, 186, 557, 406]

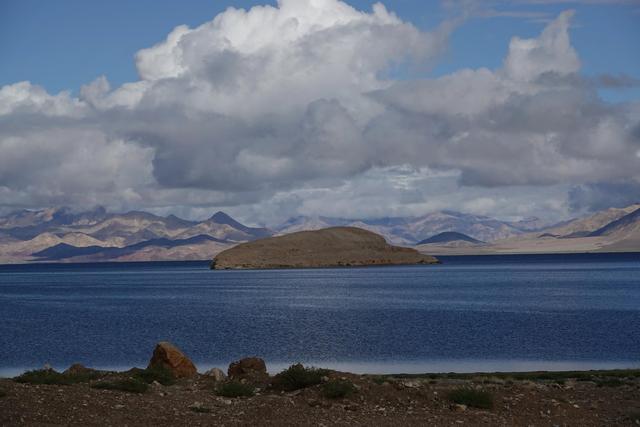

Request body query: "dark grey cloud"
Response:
[569, 180, 640, 212]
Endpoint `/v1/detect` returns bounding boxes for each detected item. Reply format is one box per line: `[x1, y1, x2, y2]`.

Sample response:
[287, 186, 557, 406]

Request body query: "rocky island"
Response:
[211, 227, 439, 270]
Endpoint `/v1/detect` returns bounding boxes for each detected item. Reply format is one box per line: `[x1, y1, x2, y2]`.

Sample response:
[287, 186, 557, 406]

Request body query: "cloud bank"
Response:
[0, 0, 638, 223]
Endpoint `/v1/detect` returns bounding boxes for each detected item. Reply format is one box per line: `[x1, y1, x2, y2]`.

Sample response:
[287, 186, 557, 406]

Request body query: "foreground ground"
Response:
[1, 368, 639, 426]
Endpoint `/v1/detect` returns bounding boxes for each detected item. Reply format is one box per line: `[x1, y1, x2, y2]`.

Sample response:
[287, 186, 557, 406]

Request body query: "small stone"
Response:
[344, 404, 360, 411]
[402, 380, 421, 388]
[189, 401, 212, 412]
[114, 405, 125, 409]
[307, 399, 321, 407]
[452, 404, 467, 412]
[203, 367, 227, 382]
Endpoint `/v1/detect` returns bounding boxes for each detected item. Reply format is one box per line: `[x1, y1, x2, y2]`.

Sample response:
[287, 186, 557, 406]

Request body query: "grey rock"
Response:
[204, 367, 227, 382]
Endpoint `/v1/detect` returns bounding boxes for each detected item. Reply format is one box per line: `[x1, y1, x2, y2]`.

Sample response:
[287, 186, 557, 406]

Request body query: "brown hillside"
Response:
[211, 227, 439, 269]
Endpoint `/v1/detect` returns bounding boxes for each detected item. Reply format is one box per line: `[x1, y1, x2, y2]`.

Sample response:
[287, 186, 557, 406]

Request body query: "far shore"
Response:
[0, 249, 639, 268]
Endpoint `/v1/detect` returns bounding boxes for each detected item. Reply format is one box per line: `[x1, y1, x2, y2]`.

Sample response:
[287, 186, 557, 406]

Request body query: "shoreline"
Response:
[0, 250, 638, 267]
[3, 359, 640, 380]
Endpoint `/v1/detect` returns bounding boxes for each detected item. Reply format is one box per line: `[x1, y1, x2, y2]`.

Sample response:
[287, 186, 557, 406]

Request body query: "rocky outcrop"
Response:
[211, 227, 439, 270]
[63, 363, 98, 376]
[228, 357, 268, 382]
[148, 342, 197, 378]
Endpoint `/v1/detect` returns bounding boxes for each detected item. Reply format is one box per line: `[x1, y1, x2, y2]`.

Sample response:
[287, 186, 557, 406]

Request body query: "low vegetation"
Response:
[627, 411, 640, 424]
[131, 366, 176, 386]
[14, 369, 102, 385]
[390, 368, 640, 382]
[595, 378, 626, 387]
[322, 379, 356, 399]
[91, 378, 149, 394]
[370, 376, 387, 385]
[216, 381, 255, 398]
[0, 389, 6, 398]
[271, 364, 330, 391]
[447, 388, 494, 410]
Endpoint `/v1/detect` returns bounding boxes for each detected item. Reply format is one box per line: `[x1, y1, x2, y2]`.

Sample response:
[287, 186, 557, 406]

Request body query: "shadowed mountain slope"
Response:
[32, 235, 227, 262]
[417, 232, 484, 245]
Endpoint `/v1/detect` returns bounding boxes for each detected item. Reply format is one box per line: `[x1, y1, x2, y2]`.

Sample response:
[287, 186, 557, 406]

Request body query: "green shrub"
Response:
[371, 376, 386, 385]
[216, 381, 255, 398]
[447, 388, 494, 409]
[628, 411, 640, 423]
[271, 364, 329, 391]
[14, 369, 102, 385]
[190, 406, 212, 413]
[132, 366, 175, 386]
[391, 369, 640, 382]
[322, 379, 356, 399]
[15, 369, 71, 385]
[596, 378, 625, 387]
[91, 379, 148, 393]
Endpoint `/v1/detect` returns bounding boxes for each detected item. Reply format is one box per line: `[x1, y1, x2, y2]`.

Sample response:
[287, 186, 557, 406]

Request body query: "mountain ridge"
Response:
[0, 203, 638, 263]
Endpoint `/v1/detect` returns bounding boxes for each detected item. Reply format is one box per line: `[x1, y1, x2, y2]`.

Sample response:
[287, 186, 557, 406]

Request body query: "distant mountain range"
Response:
[0, 207, 269, 264]
[275, 211, 546, 245]
[0, 203, 638, 263]
[416, 203, 640, 255]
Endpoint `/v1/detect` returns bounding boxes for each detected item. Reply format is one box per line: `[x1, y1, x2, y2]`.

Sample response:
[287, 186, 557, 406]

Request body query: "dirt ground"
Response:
[1, 368, 639, 426]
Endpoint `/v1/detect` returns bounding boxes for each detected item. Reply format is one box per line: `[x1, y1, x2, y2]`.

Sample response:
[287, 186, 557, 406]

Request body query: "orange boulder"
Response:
[148, 341, 197, 378]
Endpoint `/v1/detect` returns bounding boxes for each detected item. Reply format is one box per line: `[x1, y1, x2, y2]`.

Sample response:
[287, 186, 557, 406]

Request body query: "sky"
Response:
[0, 0, 639, 225]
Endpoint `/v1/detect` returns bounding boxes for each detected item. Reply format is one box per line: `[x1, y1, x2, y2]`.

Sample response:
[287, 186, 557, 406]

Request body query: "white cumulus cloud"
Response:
[0, 0, 638, 222]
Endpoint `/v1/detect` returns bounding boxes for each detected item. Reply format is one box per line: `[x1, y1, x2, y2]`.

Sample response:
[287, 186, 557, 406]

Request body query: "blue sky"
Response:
[0, 0, 639, 222]
[1, 0, 638, 100]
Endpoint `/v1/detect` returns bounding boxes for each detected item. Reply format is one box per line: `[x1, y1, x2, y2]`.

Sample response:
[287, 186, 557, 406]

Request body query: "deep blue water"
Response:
[1, 253, 639, 376]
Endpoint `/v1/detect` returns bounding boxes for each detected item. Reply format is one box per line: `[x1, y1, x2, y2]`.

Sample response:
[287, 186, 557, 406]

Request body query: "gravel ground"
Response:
[1, 370, 639, 426]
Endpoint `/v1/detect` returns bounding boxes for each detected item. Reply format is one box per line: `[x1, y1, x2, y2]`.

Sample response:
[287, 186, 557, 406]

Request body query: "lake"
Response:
[1, 253, 639, 377]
